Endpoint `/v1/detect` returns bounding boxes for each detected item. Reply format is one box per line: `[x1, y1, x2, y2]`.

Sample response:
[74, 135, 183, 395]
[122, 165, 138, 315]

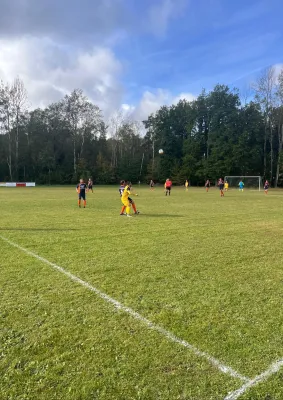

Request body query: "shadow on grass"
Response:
[0, 228, 80, 231]
[139, 214, 184, 218]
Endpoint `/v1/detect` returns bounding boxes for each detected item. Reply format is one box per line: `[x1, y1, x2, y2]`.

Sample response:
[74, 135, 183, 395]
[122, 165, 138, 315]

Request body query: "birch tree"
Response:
[0, 82, 13, 181]
[274, 69, 283, 186]
[10, 77, 28, 180]
[63, 89, 102, 176]
[253, 67, 276, 181]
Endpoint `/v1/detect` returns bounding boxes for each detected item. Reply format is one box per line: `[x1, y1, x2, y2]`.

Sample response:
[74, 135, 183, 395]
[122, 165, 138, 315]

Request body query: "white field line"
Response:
[224, 359, 283, 400]
[1, 235, 248, 383]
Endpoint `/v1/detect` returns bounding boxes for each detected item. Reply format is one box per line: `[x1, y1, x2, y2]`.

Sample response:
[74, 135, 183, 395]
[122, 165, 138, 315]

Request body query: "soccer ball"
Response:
[159, 149, 164, 155]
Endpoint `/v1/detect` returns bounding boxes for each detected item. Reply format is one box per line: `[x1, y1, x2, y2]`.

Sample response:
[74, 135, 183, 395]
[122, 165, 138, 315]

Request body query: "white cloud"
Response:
[125, 89, 195, 122]
[121, 103, 135, 112]
[0, 0, 130, 43]
[274, 63, 283, 79]
[148, 0, 188, 36]
[131, 89, 171, 120]
[0, 35, 196, 124]
[0, 37, 123, 117]
[172, 92, 196, 104]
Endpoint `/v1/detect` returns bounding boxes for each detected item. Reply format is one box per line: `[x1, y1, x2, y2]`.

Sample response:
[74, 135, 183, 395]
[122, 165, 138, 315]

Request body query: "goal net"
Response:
[224, 176, 262, 191]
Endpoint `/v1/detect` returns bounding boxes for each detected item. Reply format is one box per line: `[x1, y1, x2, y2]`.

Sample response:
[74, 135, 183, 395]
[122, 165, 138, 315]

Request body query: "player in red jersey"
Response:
[165, 178, 172, 196]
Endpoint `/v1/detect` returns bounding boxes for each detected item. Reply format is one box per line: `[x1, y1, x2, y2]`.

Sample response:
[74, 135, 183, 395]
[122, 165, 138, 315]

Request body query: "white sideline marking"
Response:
[1, 235, 248, 383]
[224, 359, 283, 400]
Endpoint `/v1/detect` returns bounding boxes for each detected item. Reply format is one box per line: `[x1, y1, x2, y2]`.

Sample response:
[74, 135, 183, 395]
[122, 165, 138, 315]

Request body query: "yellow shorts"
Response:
[121, 199, 130, 207]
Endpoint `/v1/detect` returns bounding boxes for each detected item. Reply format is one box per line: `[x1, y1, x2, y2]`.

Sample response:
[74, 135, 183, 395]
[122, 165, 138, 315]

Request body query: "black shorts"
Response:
[166, 186, 171, 191]
[219, 184, 224, 190]
[79, 192, 86, 200]
[128, 197, 134, 204]
[88, 185, 92, 190]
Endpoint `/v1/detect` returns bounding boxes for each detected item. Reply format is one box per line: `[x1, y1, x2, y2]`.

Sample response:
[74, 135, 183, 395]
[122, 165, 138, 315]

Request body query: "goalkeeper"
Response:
[238, 180, 244, 192]
[119, 180, 139, 216]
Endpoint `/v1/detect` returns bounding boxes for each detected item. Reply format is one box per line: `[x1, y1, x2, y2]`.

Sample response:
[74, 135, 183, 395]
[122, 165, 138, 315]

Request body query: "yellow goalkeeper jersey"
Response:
[121, 185, 131, 201]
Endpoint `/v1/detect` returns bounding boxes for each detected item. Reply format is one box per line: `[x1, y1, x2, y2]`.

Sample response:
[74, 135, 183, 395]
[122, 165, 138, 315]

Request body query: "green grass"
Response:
[1, 185, 283, 399]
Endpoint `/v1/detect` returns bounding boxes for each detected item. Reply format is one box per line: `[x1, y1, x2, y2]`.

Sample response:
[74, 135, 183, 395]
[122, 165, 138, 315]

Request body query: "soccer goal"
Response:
[224, 176, 262, 191]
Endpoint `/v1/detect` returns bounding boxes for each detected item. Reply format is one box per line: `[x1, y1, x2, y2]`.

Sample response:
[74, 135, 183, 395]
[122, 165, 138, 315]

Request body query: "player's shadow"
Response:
[141, 214, 184, 218]
[0, 228, 79, 231]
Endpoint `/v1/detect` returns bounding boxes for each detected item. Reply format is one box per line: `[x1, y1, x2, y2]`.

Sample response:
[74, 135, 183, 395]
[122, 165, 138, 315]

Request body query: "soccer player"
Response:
[76, 178, 88, 208]
[165, 178, 172, 196]
[185, 180, 189, 191]
[205, 179, 210, 192]
[238, 180, 244, 192]
[88, 178, 93, 193]
[264, 180, 269, 194]
[218, 178, 224, 197]
[119, 180, 139, 216]
[150, 179, 154, 191]
[224, 180, 229, 192]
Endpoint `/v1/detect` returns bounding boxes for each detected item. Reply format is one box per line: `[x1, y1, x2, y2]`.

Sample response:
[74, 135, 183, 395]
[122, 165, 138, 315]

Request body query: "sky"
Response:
[0, 0, 282, 121]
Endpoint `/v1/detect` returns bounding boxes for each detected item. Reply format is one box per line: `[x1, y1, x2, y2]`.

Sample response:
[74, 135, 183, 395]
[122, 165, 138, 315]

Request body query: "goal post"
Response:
[224, 176, 262, 191]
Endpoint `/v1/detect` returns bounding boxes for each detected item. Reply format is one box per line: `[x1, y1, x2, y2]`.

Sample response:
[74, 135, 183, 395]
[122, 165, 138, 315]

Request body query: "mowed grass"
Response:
[1, 185, 283, 400]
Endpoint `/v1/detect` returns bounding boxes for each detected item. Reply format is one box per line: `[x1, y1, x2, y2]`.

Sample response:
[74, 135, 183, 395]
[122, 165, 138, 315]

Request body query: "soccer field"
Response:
[1, 186, 283, 400]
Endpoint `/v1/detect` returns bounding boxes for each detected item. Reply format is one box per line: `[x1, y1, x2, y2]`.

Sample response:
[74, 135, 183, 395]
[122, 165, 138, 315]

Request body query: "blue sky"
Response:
[117, 0, 283, 104]
[0, 0, 282, 119]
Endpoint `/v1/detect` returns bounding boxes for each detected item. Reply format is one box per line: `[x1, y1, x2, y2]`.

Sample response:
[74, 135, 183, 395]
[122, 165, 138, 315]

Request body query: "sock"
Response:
[126, 206, 131, 215]
[78, 200, 81, 207]
[83, 200, 86, 207]
[120, 205, 126, 214]
[132, 203, 137, 213]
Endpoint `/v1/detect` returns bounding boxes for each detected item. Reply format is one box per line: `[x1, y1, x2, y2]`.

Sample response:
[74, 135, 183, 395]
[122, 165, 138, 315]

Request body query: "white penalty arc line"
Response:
[0, 235, 248, 383]
[224, 359, 283, 400]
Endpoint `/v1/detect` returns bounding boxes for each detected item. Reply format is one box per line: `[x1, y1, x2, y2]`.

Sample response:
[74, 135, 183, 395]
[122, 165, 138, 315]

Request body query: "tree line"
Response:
[0, 66, 283, 186]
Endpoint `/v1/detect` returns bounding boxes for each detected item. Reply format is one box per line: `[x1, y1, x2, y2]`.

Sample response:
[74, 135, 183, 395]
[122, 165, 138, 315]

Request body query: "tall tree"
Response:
[0, 82, 13, 180]
[274, 69, 283, 186]
[253, 67, 276, 181]
[10, 77, 28, 180]
[62, 89, 102, 179]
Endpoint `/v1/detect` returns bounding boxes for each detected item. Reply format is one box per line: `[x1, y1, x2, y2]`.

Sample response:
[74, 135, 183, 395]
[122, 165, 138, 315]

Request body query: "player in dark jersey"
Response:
[205, 179, 210, 192]
[76, 179, 88, 208]
[218, 178, 224, 197]
[88, 178, 93, 193]
[119, 180, 139, 215]
[264, 180, 269, 194]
